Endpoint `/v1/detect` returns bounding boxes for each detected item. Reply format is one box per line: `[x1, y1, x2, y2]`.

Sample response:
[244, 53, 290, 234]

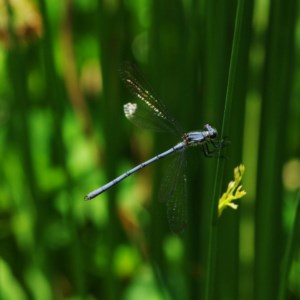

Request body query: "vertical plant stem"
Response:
[216, 0, 254, 299]
[204, 0, 248, 298]
[278, 190, 300, 300]
[95, 1, 124, 299]
[254, 0, 297, 298]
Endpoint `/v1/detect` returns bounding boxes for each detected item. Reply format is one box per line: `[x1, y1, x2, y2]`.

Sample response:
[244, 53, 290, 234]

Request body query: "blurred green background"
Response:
[0, 0, 300, 299]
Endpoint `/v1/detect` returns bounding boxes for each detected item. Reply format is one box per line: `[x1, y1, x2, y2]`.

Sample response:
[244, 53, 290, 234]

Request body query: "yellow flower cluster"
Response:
[218, 164, 246, 217]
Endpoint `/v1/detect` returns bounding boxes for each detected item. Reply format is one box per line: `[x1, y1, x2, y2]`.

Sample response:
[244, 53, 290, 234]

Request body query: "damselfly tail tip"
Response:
[84, 195, 91, 201]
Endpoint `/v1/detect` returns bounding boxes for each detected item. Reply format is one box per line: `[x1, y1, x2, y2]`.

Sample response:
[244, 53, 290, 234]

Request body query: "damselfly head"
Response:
[204, 123, 218, 139]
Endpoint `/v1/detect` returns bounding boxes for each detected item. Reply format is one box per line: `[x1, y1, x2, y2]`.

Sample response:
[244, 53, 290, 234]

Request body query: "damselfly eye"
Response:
[204, 124, 218, 138]
[211, 130, 218, 138]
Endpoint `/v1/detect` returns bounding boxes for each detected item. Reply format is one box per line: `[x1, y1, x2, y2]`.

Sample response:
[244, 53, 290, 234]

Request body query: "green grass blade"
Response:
[205, 0, 252, 299]
[254, 0, 297, 298]
[278, 190, 300, 300]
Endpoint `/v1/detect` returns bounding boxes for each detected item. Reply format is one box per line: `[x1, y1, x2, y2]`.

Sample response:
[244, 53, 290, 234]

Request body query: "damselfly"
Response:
[85, 63, 227, 233]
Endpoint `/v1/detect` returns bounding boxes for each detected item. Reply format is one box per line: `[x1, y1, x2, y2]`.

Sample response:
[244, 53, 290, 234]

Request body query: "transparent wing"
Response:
[121, 62, 183, 137]
[159, 149, 188, 234]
